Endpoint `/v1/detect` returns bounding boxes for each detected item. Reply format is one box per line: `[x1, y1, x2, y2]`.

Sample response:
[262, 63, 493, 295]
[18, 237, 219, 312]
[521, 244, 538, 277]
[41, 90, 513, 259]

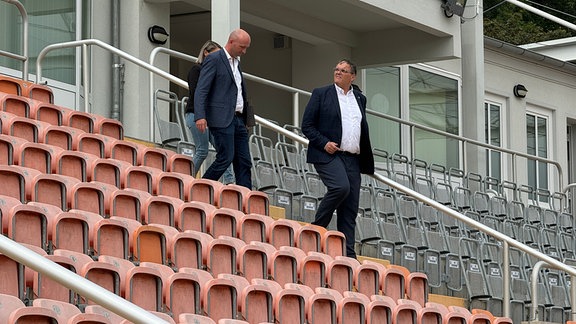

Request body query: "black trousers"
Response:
[312, 153, 361, 258]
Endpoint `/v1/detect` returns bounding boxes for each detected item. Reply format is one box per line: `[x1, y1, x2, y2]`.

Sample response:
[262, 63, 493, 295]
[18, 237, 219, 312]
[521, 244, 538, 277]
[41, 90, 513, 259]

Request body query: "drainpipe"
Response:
[111, 0, 123, 121]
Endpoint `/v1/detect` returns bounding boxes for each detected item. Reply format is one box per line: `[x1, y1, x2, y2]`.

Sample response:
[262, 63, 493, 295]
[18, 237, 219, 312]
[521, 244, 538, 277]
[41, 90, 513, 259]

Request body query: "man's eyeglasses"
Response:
[333, 68, 352, 74]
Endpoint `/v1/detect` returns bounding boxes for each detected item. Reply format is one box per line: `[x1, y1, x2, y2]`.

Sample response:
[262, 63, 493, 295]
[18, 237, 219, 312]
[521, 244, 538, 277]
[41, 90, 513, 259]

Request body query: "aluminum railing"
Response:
[0, 0, 29, 80]
[256, 120, 576, 321]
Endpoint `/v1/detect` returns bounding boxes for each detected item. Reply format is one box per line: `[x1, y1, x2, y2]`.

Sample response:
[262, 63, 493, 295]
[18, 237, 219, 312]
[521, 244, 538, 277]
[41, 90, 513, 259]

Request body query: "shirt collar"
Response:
[224, 48, 240, 62]
[334, 83, 353, 95]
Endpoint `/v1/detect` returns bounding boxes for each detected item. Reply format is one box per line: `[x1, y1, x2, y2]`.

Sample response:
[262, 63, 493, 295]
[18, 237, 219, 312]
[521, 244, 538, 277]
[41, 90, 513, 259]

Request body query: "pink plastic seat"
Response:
[0, 92, 30, 117]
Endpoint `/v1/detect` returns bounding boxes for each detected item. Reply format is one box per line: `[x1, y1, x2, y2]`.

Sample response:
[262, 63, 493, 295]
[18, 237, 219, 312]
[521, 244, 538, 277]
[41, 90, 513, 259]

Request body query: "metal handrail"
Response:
[367, 109, 564, 192]
[148, 46, 311, 138]
[41, 41, 563, 194]
[0, 235, 169, 323]
[36, 39, 189, 122]
[256, 121, 576, 320]
[1, 0, 29, 80]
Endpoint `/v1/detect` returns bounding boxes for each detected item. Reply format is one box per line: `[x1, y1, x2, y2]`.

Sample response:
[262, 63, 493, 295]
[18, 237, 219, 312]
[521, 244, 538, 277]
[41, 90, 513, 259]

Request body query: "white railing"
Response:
[0, 0, 29, 80]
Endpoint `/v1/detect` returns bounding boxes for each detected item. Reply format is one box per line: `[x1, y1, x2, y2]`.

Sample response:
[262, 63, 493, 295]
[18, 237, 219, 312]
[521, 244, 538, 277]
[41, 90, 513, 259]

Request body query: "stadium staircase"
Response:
[0, 71, 528, 324]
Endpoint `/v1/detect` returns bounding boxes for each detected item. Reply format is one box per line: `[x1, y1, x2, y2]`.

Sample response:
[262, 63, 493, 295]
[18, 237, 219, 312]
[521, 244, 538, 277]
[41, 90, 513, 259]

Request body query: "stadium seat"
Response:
[33, 298, 111, 323]
[21, 82, 54, 104]
[0, 294, 28, 322]
[130, 223, 170, 265]
[266, 218, 299, 249]
[0, 92, 30, 117]
[28, 173, 79, 211]
[107, 188, 142, 221]
[201, 276, 239, 322]
[206, 235, 245, 277]
[82, 212, 132, 259]
[0, 75, 23, 95]
[105, 138, 138, 166]
[0, 165, 39, 202]
[12, 140, 53, 173]
[184, 178, 217, 205]
[93, 115, 123, 140]
[282, 246, 326, 290]
[392, 298, 418, 324]
[98, 255, 163, 312]
[367, 295, 396, 324]
[121, 166, 154, 194]
[165, 151, 195, 176]
[153, 171, 187, 200]
[135, 143, 168, 171]
[236, 241, 268, 281]
[5, 304, 59, 323]
[294, 223, 323, 253]
[167, 229, 212, 270]
[0, 252, 26, 299]
[389, 263, 428, 307]
[85, 157, 125, 188]
[237, 213, 268, 243]
[52, 249, 121, 305]
[174, 200, 215, 233]
[367, 260, 405, 302]
[38, 205, 90, 253]
[62, 108, 95, 133]
[206, 207, 243, 239]
[32, 253, 77, 303]
[73, 132, 106, 157]
[51, 149, 92, 182]
[320, 229, 346, 259]
[177, 313, 216, 324]
[283, 283, 336, 324]
[251, 241, 297, 286]
[67, 181, 115, 216]
[29, 101, 63, 126]
[2, 201, 49, 250]
[271, 282, 307, 324]
[319, 255, 353, 294]
[141, 194, 176, 226]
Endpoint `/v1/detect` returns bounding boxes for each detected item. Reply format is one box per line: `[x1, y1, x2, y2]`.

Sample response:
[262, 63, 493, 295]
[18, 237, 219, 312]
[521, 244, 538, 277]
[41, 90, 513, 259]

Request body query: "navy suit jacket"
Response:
[301, 84, 375, 174]
[193, 49, 254, 128]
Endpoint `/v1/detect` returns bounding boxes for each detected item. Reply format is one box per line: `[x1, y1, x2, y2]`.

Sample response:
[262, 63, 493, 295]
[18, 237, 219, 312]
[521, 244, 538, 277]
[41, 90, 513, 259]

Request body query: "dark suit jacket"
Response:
[185, 63, 201, 114]
[193, 49, 255, 128]
[301, 84, 375, 174]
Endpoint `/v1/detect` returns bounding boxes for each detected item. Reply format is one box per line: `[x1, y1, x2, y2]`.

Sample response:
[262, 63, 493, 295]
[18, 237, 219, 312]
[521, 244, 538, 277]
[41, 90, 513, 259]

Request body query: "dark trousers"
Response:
[312, 153, 361, 258]
[203, 115, 252, 189]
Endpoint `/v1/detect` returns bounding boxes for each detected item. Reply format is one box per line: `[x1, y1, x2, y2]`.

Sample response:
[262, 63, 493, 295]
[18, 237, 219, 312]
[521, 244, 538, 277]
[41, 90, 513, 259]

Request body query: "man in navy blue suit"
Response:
[194, 29, 254, 189]
[301, 59, 375, 258]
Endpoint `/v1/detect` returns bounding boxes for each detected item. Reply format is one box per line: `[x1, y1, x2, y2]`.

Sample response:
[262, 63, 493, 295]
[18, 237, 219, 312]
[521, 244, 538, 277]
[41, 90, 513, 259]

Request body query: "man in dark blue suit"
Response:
[301, 59, 375, 258]
[194, 29, 254, 189]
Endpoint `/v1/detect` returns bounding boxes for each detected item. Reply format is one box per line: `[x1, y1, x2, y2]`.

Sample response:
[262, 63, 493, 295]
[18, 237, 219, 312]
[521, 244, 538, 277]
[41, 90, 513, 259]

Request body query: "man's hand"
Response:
[196, 119, 207, 133]
[324, 141, 340, 154]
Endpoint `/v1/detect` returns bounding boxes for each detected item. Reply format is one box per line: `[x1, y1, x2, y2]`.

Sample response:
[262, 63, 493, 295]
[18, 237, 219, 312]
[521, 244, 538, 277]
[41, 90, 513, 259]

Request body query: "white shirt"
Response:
[224, 49, 244, 113]
[335, 84, 361, 154]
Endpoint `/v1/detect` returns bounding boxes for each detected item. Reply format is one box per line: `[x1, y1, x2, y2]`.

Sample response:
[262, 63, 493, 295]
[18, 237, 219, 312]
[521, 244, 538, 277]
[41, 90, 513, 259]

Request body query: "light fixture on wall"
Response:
[513, 84, 528, 98]
[147, 25, 169, 45]
[442, 0, 467, 17]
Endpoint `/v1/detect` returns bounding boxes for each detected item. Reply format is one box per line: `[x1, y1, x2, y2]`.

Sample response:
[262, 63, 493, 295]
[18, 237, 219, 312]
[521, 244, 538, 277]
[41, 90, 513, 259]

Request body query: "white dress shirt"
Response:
[335, 84, 361, 154]
[224, 49, 244, 113]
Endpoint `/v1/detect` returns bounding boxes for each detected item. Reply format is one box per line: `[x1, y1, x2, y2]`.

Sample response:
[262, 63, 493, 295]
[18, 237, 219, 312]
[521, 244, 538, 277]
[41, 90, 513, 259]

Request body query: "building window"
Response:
[526, 113, 549, 199]
[0, 0, 77, 84]
[485, 102, 502, 183]
[365, 66, 401, 157]
[409, 66, 459, 168]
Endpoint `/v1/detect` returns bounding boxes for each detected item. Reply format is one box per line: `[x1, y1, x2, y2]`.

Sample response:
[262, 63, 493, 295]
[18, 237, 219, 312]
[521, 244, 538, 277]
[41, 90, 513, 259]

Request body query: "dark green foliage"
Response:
[483, 0, 576, 44]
